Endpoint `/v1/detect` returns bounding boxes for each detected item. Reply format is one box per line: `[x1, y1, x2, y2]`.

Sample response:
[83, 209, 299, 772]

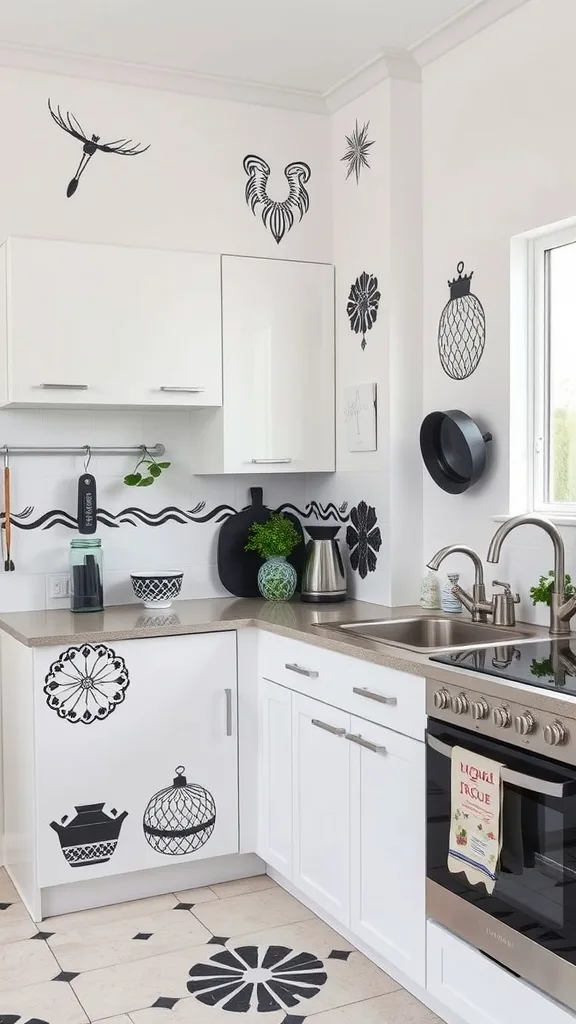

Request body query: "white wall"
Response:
[422, 0, 576, 623]
[0, 65, 331, 611]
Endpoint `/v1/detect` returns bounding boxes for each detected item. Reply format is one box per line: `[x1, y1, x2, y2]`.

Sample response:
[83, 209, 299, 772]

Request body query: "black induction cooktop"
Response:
[430, 638, 576, 692]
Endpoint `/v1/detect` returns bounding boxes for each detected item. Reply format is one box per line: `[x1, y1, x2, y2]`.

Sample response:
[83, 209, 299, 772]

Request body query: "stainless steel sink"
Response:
[317, 616, 536, 654]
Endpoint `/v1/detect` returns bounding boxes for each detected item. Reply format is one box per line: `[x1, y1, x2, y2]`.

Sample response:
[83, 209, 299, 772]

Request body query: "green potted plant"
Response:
[245, 513, 301, 602]
[530, 570, 576, 607]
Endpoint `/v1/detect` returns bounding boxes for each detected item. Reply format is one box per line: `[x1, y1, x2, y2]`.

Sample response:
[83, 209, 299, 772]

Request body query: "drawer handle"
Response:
[251, 458, 292, 464]
[285, 662, 319, 678]
[159, 386, 205, 393]
[225, 687, 233, 737]
[353, 686, 397, 706]
[40, 383, 88, 390]
[312, 719, 346, 737]
[345, 732, 387, 754]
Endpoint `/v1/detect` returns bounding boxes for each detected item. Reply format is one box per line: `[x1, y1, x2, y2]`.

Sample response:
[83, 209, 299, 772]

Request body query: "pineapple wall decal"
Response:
[438, 262, 486, 380]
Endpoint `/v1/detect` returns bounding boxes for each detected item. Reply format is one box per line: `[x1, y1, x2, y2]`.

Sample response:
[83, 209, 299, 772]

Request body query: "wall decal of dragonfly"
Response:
[48, 99, 150, 198]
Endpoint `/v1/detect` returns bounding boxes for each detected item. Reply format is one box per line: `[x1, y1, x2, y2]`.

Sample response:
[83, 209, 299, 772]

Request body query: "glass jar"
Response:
[70, 537, 104, 613]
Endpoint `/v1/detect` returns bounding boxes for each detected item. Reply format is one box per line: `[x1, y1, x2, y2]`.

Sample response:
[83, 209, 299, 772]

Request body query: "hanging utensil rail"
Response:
[0, 444, 166, 458]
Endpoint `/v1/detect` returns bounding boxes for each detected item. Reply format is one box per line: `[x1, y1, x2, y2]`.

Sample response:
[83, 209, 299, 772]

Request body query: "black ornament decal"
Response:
[187, 945, 327, 1012]
[438, 262, 486, 380]
[244, 155, 311, 244]
[341, 120, 375, 183]
[50, 802, 128, 868]
[346, 501, 382, 579]
[347, 272, 381, 350]
[143, 766, 216, 856]
[48, 99, 150, 197]
[43, 644, 130, 724]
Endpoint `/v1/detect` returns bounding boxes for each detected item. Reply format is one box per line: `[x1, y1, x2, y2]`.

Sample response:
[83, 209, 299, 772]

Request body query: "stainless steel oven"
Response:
[426, 672, 576, 1014]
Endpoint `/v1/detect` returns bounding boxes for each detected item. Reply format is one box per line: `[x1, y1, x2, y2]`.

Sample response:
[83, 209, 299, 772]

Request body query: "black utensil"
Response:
[77, 473, 97, 534]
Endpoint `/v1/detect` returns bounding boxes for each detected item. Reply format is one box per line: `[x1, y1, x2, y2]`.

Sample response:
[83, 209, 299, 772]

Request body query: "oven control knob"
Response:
[471, 699, 489, 721]
[544, 721, 568, 746]
[492, 705, 511, 728]
[451, 693, 469, 715]
[433, 689, 450, 710]
[514, 711, 535, 736]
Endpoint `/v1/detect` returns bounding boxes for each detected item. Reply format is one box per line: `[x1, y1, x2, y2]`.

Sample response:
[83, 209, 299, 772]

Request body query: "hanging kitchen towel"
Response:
[448, 745, 503, 894]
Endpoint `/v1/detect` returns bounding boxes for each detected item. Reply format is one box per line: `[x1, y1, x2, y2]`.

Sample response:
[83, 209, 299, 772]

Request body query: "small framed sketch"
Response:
[344, 383, 377, 452]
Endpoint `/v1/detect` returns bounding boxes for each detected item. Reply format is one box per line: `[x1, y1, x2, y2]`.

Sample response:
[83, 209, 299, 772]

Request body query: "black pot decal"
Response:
[143, 766, 216, 856]
[48, 99, 150, 197]
[341, 119, 374, 183]
[188, 945, 327, 1012]
[438, 262, 486, 380]
[44, 644, 130, 724]
[346, 501, 382, 579]
[243, 155, 311, 244]
[347, 272, 380, 350]
[50, 803, 128, 868]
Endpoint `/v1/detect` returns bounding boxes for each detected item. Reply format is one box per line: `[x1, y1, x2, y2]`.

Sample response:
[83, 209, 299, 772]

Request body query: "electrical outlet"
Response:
[48, 574, 71, 600]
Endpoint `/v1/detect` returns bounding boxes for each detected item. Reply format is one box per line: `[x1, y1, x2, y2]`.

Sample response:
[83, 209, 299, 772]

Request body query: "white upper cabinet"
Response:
[0, 237, 222, 407]
[194, 256, 335, 473]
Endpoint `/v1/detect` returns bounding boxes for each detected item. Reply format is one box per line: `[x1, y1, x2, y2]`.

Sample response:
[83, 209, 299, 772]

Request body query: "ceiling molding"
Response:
[410, 0, 531, 66]
[324, 52, 421, 114]
[0, 41, 328, 114]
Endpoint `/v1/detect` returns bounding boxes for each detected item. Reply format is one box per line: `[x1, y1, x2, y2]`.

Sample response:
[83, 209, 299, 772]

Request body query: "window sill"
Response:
[491, 513, 576, 527]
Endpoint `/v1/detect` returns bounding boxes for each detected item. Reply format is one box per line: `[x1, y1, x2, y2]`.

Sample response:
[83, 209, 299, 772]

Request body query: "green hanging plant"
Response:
[245, 513, 301, 560]
[124, 449, 171, 488]
[530, 570, 576, 607]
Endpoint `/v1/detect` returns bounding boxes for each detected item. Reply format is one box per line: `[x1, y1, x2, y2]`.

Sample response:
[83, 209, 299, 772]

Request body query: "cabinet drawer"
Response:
[258, 632, 425, 740]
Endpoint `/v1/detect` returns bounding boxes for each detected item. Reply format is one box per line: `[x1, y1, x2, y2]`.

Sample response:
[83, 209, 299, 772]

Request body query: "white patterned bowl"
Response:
[130, 571, 184, 609]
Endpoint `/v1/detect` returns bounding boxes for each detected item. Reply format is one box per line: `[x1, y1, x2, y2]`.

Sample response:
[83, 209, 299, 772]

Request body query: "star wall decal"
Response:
[341, 119, 375, 184]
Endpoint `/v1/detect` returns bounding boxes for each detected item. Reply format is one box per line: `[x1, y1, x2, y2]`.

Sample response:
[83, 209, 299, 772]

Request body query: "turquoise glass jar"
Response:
[257, 556, 297, 602]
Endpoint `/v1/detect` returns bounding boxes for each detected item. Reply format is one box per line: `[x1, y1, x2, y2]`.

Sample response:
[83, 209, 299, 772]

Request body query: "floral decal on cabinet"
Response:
[43, 644, 130, 724]
[346, 272, 380, 350]
[48, 99, 150, 198]
[438, 262, 486, 380]
[243, 155, 311, 244]
[50, 803, 128, 868]
[187, 944, 327, 1012]
[341, 119, 375, 183]
[143, 766, 216, 856]
[346, 501, 382, 579]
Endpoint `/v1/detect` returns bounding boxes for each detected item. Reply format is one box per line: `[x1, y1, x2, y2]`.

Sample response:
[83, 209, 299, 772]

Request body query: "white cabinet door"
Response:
[257, 678, 292, 875]
[209, 256, 334, 473]
[292, 693, 350, 923]
[350, 717, 426, 986]
[4, 238, 222, 407]
[34, 632, 238, 886]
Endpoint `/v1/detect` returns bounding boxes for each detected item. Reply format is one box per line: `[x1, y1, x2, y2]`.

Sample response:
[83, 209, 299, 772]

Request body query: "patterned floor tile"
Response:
[222, 916, 356, 958]
[0, 901, 39, 946]
[129, 996, 286, 1022]
[305, 990, 442, 1022]
[45, 893, 178, 933]
[93, 1017, 132, 1023]
[173, 886, 219, 905]
[0, 935, 61, 993]
[48, 907, 211, 973]
[191, 886, 314, 937]
[0, 868, 20, 904]
[208, 875, 278, 899]
[0, 977, 88, 1023]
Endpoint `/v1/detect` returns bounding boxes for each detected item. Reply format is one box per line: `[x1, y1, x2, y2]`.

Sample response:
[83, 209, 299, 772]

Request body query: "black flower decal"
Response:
[341, 119, 375, 183]
[43, 644, 130, 724]
[187, 944, 327, 1012]
[346, 501, 382, 579]
[346, 272, 380, 350]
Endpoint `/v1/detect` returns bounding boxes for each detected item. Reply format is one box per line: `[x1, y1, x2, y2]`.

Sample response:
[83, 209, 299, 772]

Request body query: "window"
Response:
[531, 226, 576, 516]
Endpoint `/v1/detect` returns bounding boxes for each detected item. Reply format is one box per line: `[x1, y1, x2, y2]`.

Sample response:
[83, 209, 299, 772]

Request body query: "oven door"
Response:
[427, 717, 576, 990]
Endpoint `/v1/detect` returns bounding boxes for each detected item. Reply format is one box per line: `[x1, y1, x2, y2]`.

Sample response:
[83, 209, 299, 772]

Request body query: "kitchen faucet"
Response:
[427, 544, 520, 626]
[487, 514, 576, 637]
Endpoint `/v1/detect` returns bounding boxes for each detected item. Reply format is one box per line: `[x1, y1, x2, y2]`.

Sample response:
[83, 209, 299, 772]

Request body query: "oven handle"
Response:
[426, 733, 575, 798]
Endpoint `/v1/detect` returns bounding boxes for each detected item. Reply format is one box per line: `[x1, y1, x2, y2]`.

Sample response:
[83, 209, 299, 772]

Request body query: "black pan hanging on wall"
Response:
[420, 410, 492, 494]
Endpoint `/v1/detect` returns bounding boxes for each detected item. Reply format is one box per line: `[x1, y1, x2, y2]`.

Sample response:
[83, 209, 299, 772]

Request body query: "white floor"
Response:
[0, 868, 442, 1022]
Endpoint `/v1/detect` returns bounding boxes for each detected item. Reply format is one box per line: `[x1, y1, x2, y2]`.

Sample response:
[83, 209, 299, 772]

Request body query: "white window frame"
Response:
[528, 223, 576, 519]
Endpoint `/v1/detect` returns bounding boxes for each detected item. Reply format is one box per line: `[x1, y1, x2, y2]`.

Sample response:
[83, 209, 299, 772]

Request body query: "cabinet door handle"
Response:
[312, 719, 346, 737]
[225, 688, 233, 736]
[285, 663, 319, 678]
[159, 386, 205, 393]
[345, 732, 387, 754]
[353, 686, 397, 706]
[40, 383, 88, 390]
[250, 458, 292, 464]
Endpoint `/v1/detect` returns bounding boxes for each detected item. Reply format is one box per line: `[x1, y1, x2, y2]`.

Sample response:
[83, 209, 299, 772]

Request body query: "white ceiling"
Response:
[0, 0, 484, 95]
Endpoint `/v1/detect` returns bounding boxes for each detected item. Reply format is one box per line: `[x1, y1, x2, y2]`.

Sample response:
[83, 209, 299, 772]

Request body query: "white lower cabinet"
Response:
[350, 716, 426, 986]
[258, 678, 293, 876]
[292, 693, 351, 924]
[32, 632, 239, 887]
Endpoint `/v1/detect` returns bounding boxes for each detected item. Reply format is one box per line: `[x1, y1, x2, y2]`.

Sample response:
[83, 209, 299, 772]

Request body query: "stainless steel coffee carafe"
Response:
[301, 526, 347, 603]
